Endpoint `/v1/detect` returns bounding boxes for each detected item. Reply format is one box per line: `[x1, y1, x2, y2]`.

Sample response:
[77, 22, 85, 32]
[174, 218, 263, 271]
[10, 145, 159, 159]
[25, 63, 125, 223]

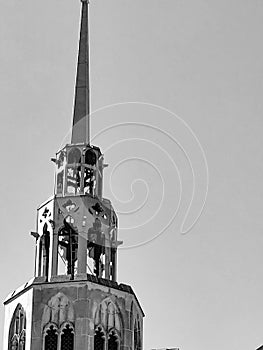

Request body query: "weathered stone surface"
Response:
[75, 334, 88, 350]
[50, 275, 72, 283]
[77, 284, 88, 300]
[31, 337, 42, 350]
[31, 320, 42, 338]
[74, 299, 89, 318]
[3, 277, 144, 350]
[60, 286, 78, 301]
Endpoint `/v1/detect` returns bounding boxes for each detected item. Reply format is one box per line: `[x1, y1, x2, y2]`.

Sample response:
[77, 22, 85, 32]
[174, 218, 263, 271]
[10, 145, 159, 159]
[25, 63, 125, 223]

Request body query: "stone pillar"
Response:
[77, 231, 87, 274]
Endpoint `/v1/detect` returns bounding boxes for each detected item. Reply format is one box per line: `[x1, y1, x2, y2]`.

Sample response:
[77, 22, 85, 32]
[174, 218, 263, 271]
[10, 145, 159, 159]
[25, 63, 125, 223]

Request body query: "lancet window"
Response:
[44, 324, 58, 350]
[8, 304, 26, 350]
[108, 331, 119, 350]
[56, 151, 66, 195]
[41, 223, 50, 278]
[84, 149, 97, 195]
[66, 148, 82, 195]
[94, 327, 105, 350]
[61, 323, 74, 350]
[58, 219, 78, 277]
[43, 323, 74, 350]
[133, 319, 140, 350]
[94, 299, 121, 350]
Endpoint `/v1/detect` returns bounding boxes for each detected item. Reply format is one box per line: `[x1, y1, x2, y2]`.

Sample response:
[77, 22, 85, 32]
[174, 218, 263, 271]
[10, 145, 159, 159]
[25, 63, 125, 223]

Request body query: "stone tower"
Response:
[2, 1, 144, 349]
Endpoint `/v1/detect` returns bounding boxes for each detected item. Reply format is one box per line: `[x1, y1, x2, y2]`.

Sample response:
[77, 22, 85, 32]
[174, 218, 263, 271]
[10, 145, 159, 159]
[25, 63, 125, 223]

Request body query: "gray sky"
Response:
[1, 0, 263, 349]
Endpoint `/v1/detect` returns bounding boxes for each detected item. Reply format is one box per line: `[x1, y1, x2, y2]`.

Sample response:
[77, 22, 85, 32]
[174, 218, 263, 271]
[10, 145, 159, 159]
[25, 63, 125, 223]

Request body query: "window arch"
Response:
[8, 304, 26, 350]
[60, 323, 74, 350]
[66, 148, 82, 194]
[44, 324, 58, 350]
[85, 149, 97, 166]
[94, 326, 105, 350]
[94, 299, 122, 350]
[108, 330, 119, 350]
[42, 293, 74, 329]
[43, 323, 75, 350]
[94, 299, 122, 334]
[68, 148, 81, 164]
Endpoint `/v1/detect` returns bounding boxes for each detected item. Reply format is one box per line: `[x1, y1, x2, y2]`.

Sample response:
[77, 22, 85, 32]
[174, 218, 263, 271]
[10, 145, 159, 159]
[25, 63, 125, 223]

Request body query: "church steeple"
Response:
[72, 0, 90, 144]
[3, 2, 144, 350]
[31, 0, 122, 283]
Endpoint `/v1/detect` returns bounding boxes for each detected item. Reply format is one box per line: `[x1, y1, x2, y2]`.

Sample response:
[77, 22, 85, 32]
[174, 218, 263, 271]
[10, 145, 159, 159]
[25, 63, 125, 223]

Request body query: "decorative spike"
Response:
[72, 0, 90, 144]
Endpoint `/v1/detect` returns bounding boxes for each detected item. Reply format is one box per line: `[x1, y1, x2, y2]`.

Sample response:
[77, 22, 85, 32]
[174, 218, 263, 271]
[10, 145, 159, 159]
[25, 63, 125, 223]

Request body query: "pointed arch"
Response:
[94, 326, 105, 350]
[94, 298, 122, 334]
[43, 323, 58, 350]
[42, 292, 74, 328]
[108, 330, 120, 350]
[60, 322, 74, 350]
[8, 304, 26, 350]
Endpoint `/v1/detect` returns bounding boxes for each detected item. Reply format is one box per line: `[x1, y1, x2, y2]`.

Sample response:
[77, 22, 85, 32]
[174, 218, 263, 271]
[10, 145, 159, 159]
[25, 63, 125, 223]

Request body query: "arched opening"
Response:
[60, 323, 74, 350]
[68, 148, 81, 164]
[56, 170, 64, 195]
[84, 149, 97, 195]
[18, 330, 25, 350]
[67, 148, 82, 194]
[58, 220, 78, 278]
[41, 223, 50, 279]
[85, 149, 97, 166]
[8, 304, 26, 350]
[108, 331, 119, 350]
[44, 325, 58, 350]
[94, 327, 105, 350]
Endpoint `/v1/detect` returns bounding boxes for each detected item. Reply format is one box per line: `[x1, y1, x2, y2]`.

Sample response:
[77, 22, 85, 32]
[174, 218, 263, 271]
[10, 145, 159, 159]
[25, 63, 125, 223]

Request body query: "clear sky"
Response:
[1, 0, 263, 349]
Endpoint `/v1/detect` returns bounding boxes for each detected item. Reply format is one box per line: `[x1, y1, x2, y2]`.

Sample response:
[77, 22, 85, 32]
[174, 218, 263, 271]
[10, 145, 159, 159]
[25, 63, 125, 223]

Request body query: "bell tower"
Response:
[3, 1, 144, 350]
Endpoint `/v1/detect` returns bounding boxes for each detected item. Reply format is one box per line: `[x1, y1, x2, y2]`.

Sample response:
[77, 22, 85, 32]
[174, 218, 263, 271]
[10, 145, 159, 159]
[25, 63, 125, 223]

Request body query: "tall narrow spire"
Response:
[72, 0, 90, 144]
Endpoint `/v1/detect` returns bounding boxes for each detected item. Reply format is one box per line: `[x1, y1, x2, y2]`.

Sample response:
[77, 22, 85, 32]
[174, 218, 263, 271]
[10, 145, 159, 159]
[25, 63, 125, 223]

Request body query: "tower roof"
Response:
[72, 0, 90, 144]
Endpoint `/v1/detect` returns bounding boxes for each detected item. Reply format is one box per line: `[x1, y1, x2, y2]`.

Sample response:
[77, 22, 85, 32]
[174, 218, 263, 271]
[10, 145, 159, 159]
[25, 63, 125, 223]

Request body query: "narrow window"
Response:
[61, 324, 74, 350]
[68, 148, 81, 164]
[108, 331, 118, 350]
[66, 166, 81, 194]
[84, 149, 97, 195]
[85, 149, 97, 166]
[134, 322, 139, 350]
[10, 335, 18, 350]
[8, 305, 26, 350]
[18, 330, 26, 350]
[44, 325, 58, 350]
[56, 171, 64, 195]
[58, 221, 78, 278]
[94, 327, 105, 350]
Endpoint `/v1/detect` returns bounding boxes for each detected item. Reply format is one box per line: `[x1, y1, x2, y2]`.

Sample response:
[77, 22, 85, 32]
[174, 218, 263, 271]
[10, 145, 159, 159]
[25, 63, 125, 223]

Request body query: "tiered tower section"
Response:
[3, 1, 144, 350]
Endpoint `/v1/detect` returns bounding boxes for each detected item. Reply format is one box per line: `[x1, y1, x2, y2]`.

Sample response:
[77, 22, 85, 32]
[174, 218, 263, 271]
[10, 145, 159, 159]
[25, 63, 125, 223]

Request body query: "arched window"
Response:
[84, 149, 97, 195]
[44, 325, 58, 350]
[68, 148, 81, 164]
[19, 330, 26, 350]
[10, 335, 18, 350]
[85, 149, 97, 166]
[94, 327, 105, 350]
[108, 331, 119, 350]
[60, 323, 74, 350]
[8, 304, 26, 350]
[67, 148, 82, 194]
[58, 221, 78, 277]
[133, 320, 140, 350]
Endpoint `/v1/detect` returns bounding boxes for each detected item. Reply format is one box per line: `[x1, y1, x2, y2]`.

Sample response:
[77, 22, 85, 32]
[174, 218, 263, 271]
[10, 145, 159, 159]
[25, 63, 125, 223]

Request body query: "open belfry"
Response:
[3, 1, 144, 349]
